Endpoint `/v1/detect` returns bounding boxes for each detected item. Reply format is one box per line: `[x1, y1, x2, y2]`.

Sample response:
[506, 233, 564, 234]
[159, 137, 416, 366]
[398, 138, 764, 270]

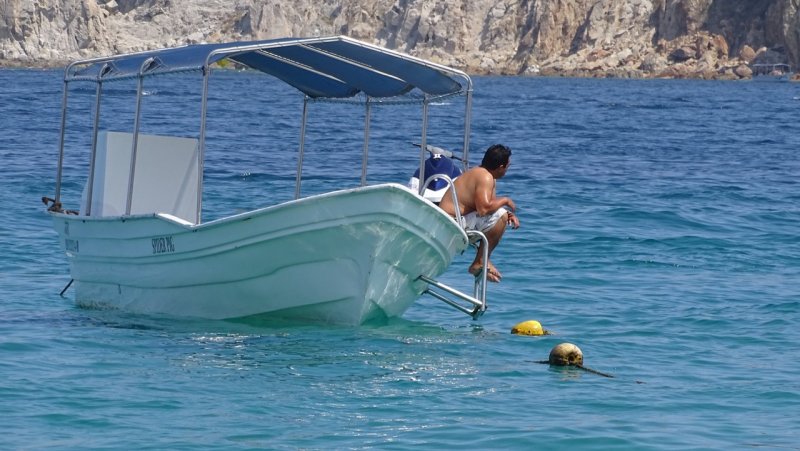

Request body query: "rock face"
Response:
[1, 0, 798, 79]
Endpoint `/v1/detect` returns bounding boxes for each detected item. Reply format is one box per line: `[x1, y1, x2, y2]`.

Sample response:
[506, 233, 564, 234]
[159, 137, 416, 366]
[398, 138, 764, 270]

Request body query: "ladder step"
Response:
[418, 274, 487, 319]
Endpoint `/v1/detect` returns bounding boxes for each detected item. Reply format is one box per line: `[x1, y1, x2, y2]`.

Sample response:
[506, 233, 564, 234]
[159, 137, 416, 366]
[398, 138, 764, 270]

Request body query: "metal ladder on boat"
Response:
[416, 174, 489, 319]
[419, 229, 488, 319]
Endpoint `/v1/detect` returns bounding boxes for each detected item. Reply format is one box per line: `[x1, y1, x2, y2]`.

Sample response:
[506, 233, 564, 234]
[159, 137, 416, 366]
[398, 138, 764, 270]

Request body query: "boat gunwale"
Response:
[50, 183, 466, 240]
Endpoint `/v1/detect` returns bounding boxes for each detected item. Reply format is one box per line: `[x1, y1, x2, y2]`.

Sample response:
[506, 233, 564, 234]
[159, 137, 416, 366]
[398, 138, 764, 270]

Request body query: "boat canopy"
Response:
[54, 36, 474, 226]
[66, 36, 468, 100]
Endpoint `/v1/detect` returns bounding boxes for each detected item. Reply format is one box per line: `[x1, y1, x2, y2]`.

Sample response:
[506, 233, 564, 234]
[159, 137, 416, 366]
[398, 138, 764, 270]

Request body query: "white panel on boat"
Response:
[81, 131, 199, 222]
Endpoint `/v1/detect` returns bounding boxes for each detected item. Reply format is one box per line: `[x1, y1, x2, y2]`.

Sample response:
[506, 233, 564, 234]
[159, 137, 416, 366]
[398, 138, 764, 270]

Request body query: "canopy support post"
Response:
[361, 97, 371, 187]
[295, 96, 309, 200]
[417, 97, 430, 195]
[85, 64, 109, 216]
[462, 84, 473, 168]
[197, 64, 212, 224]
[54, 67, 74, 207]
[125, 57, 154, 216]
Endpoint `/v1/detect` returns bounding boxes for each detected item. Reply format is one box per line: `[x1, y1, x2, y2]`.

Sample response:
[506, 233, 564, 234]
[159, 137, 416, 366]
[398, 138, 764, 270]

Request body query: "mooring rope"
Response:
[60, 279, 74, 297]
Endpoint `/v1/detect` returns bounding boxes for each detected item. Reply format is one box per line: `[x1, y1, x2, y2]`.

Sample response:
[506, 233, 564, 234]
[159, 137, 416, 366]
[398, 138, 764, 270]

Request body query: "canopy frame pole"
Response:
[295, 96, 309, 199]
[54, 64, 77, 207]
[125, 57, 155, 216]
[462, 82, 474, 168]
[417, 96, 430, 195]
[361, 97, 371, 187]
[197, 63, 213, 224]
[85, 63, 109, 216]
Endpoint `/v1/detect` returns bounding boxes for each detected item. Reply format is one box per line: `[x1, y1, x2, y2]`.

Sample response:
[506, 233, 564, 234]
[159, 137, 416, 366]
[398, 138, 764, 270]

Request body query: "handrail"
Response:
[420, 173, 463, 227]
[467, 230, 489, 310]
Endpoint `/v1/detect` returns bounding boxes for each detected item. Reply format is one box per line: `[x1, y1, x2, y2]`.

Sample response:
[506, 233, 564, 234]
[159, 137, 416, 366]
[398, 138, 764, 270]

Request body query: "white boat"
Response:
[46, 36, 490, 324]
[751, 63, 793, 81]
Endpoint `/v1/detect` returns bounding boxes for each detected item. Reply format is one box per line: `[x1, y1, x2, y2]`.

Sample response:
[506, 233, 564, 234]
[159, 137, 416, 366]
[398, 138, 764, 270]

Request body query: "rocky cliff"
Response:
[1, 0, 798, 79]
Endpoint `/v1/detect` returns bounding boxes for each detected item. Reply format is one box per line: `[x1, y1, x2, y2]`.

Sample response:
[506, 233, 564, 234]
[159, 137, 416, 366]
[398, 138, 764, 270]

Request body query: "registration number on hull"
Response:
[152, 236, 175, 254]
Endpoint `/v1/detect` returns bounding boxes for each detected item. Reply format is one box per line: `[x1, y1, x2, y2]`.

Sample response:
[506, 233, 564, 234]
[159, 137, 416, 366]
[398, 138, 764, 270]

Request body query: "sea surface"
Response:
[1, 68, 798, 450]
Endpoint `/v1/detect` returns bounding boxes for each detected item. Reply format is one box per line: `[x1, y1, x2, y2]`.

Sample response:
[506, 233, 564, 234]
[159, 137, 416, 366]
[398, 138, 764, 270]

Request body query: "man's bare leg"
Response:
[468, 213, 508, 282]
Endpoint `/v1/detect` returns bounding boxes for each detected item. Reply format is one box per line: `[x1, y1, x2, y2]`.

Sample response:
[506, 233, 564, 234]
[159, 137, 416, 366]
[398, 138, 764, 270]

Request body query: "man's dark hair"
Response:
[480, 144, 511, 170]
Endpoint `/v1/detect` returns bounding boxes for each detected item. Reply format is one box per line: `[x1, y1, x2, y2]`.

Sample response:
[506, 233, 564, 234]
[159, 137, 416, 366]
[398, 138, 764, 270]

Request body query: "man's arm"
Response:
[474, 172, 516, 216]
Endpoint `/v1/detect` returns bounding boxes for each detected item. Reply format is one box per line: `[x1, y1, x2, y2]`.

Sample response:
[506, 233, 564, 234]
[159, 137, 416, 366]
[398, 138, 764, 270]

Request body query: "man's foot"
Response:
[469, 262, 502, 282]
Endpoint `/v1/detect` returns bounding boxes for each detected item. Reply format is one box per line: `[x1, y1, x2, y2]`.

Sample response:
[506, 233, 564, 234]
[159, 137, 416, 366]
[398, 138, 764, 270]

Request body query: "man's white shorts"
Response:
[460, 207, 508, 232]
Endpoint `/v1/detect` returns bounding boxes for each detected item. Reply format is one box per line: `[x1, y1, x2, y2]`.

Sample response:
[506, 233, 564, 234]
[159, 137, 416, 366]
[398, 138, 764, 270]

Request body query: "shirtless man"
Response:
[439, 144, 520, 282]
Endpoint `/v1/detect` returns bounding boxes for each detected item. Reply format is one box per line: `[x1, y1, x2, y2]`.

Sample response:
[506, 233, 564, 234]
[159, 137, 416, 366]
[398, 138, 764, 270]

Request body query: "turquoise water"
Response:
[1, 69, 799, 449]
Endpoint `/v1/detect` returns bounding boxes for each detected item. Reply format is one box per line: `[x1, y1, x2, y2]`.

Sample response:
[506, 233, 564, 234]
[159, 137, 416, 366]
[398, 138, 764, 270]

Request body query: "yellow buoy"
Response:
[511, 320, 546, 336]
[548, 342, 583, 366]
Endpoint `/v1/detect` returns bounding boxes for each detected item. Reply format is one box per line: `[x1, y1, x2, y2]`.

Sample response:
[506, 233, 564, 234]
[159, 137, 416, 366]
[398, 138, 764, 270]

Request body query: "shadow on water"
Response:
[28, 301, 490, 341]
[227, 309, 491, 340]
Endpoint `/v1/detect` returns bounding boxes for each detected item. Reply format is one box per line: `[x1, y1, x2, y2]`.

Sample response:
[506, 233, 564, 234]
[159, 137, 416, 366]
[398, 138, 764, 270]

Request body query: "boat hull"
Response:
[51, 184, 468, 324]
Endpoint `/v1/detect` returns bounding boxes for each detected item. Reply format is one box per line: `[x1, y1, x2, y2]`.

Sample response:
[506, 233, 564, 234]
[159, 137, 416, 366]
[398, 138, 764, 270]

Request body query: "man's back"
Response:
[439, 166, 494, 217]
